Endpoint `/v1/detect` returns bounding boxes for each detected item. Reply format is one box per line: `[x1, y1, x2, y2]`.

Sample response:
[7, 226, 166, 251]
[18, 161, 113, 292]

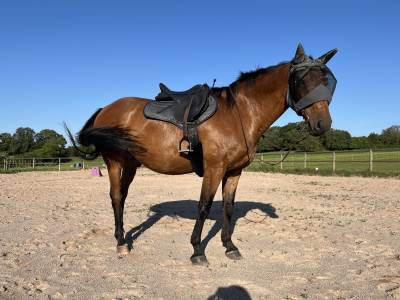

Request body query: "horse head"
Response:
[287, 43, 338, 136]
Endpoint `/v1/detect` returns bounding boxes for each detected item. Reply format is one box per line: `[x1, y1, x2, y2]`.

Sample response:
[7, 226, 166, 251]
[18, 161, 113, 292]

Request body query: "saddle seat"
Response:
[159, 83, 204, 96]
[144, 83, 217, 129]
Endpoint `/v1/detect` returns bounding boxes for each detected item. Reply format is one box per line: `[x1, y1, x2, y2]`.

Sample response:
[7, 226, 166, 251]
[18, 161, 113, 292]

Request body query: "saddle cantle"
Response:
[143, 83, 218, 177]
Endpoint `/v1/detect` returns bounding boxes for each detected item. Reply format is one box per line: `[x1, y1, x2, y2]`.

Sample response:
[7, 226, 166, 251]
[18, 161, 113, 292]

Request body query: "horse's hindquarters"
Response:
[94, 97, 195, 175]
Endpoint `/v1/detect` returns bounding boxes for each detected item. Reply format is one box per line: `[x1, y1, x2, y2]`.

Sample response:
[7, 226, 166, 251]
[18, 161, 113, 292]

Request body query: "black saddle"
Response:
[144, 83, 217, 129]
[143, 83, 218, 177]
[151, 83, 212, 123]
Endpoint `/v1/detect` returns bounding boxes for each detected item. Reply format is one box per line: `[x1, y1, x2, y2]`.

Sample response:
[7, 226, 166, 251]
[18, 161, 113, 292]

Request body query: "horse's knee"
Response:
[198, 201, 213, 219]
[224, 202, 234, 215]
[198, 207, 210, 220]
[110, 188, 122, 203]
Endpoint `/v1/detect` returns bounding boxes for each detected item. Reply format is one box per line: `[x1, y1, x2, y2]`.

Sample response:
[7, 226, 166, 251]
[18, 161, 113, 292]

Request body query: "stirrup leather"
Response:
[178, 97, 193, 154]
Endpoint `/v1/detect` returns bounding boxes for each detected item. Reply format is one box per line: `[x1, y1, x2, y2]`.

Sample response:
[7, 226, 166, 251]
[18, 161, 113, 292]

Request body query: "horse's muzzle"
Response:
[306, 116, 331, 136]
[302, 100, 332, 136]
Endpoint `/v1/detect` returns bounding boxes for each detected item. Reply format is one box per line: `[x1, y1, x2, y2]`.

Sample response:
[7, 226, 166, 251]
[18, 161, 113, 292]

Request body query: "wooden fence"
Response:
[1, 157, 104, 172]
[1, 149, 400, 175]
[251, 149, 400, 174]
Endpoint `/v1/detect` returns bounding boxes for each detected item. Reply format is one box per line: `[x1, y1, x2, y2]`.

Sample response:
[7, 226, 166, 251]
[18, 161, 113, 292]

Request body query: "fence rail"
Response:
[251, 149, 400, 175]
[0, 157, 105, 173]
[1, 149, 400, 175]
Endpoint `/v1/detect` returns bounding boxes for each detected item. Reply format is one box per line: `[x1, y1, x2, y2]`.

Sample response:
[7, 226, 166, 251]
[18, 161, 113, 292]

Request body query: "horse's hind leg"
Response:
[104, 156, 138, 255]
[221, 170, 242, 260]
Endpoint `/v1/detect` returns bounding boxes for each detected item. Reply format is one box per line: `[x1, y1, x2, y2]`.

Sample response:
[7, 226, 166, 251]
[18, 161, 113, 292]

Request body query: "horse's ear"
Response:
[318, 48, 338, 64]
[295, 43, 305, 57]
[293, 43, 306, 63]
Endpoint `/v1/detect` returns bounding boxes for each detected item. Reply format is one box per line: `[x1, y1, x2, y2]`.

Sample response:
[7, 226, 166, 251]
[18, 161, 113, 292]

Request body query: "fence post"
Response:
[332, 151, 336, 173]
[82, 160, 85, 170]
[3, 158, 6, 171]
[369, 149, 373, 172]
[33, 158, 35, 169]
[58, 158, 61, 171]
[304, 152, 307, 169]
[5, 158, 7, 171]
[280, 153, 283, 170]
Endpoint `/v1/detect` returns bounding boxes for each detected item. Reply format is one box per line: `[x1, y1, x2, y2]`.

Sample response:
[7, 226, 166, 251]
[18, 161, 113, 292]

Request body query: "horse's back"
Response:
[94, 97, 150, 128]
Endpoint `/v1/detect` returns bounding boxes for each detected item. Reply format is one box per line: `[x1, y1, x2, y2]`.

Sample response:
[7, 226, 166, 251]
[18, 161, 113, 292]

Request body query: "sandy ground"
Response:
[0, 169, 399, 300]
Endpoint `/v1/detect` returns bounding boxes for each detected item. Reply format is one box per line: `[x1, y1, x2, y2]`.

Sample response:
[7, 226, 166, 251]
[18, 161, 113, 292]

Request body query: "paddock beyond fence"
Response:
[250, 149, 400, 176]
[0, 157, 105, 173]
[1, 149, 400, 176]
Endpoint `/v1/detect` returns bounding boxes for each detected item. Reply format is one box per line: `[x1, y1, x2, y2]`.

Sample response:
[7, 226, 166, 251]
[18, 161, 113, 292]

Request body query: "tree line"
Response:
[0, 128, 71, 158]
[258, 123, 400, 152]
[1, 124, 399, 158]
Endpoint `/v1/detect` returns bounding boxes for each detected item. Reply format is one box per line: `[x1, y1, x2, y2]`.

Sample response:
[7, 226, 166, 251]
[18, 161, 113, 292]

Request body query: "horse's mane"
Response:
[211, 61, 290, 107]
[235, 61, 289, 85]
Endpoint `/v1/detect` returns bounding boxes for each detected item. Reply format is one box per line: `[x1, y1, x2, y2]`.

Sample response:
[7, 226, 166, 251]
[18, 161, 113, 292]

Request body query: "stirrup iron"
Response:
[178, 138, 193, 154]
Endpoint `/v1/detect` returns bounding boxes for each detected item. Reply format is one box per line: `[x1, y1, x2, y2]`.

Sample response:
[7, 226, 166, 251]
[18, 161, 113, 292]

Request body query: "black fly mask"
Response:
[286, 50, 337, 116]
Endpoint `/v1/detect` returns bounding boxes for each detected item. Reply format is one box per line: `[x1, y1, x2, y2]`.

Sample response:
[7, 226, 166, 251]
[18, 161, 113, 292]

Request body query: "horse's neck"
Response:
[235, 63, 290, 150]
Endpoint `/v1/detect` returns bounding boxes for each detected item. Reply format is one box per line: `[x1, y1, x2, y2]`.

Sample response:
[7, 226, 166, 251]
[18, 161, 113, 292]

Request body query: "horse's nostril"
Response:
[316, 120, 323, 130]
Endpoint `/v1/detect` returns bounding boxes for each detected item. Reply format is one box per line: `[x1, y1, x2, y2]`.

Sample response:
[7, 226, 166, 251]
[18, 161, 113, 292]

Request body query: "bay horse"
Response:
[68, 44, 338, 264]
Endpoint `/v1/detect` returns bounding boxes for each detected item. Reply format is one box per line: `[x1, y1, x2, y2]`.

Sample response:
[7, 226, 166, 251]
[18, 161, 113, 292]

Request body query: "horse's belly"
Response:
[137, 151, 194, 175]
[133, 120, 195, 175]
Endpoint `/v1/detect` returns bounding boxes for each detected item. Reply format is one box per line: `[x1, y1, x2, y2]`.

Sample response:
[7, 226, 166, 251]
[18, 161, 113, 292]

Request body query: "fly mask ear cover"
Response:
[286, 59, 337, 115]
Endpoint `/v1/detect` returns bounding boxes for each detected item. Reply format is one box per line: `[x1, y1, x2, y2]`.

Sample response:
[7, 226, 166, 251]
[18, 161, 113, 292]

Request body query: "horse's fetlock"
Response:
[114, 230, 124, 241]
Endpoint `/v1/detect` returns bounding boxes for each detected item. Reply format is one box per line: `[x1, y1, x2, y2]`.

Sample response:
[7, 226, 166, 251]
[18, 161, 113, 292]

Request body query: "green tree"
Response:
[297, 134, 324, 151]
[321, 129, 352, 150]
[258, 122, 324, 152]
[380, 125, 400, 147]
[0, 133, 12, 153]
[279, 122, 324, 151]
[350, 136, 369, 149]
[9, 127, 35, 155]
[367, 133, 383, 148]
[32, 129, 67, 157]
[258, 126, 281, 152]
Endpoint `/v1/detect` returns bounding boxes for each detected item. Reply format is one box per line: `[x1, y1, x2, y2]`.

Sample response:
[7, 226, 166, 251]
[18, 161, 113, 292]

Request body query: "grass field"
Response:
[0, 157, 105, 173]
[247, 149, 400, 177]
[1, 149, 400, 177]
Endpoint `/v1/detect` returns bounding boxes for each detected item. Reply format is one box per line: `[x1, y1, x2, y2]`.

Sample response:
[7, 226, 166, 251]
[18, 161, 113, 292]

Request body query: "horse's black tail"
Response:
[64, 108, 144, 160]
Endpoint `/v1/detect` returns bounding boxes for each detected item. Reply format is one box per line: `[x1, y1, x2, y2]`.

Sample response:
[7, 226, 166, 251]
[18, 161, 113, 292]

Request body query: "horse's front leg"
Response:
[190, 167, 225, 265]
[221, 169, 242, 259]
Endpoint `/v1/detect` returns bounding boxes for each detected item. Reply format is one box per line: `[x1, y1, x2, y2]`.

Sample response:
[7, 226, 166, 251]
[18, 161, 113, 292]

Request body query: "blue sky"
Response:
[0, 0, 399, 137]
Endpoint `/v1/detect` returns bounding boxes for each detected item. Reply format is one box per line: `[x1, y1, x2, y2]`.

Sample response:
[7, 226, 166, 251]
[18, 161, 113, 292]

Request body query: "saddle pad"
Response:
[143, 95, 218, 129]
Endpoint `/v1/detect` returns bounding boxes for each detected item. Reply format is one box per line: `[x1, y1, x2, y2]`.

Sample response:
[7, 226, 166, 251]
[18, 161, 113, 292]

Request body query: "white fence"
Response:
[1, 149, 400, 175]
[1, 157, 105, 172]
[251, 149, 400, 174]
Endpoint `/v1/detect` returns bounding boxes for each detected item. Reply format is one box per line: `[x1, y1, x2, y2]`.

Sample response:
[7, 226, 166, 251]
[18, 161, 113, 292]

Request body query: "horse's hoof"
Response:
[225, 249, 242, 260]
[190, 255, 208, 266]
[116, 244, 130, 255]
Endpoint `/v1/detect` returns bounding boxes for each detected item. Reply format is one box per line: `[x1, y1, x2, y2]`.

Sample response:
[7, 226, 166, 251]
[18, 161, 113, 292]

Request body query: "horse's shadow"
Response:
[126, 200, 278, 251]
